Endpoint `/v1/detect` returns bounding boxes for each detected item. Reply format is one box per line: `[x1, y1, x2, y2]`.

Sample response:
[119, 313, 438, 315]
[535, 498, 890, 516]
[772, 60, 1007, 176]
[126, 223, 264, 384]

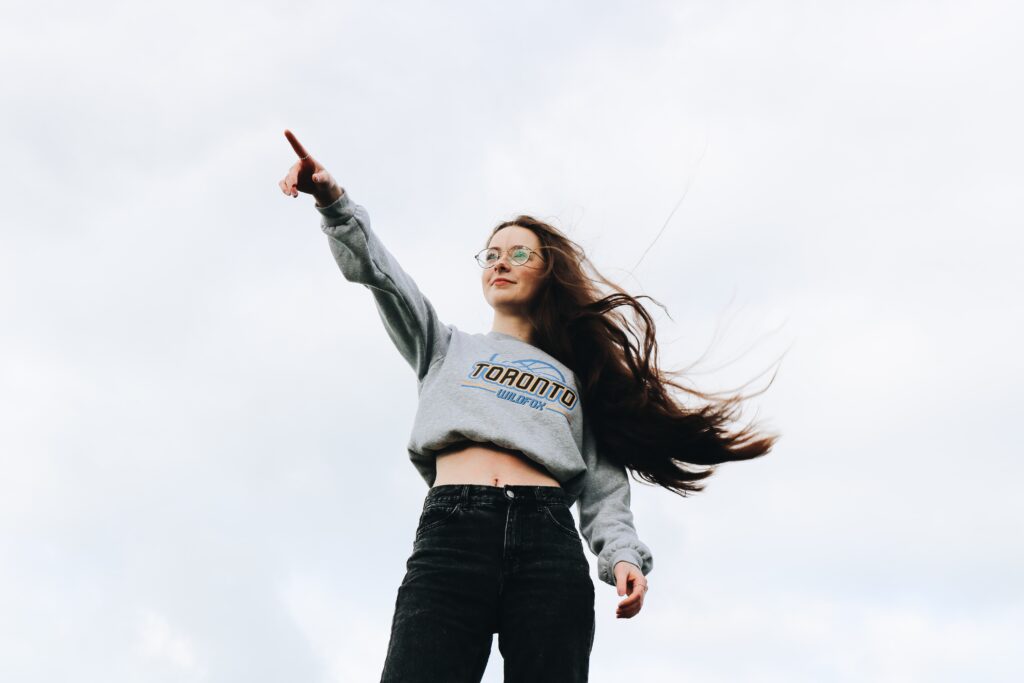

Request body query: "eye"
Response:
[512, 246, 529, 261]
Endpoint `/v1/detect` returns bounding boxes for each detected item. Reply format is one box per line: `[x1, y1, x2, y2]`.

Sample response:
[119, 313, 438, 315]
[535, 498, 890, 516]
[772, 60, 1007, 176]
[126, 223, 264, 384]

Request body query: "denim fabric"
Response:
[380, 484, 596, 682]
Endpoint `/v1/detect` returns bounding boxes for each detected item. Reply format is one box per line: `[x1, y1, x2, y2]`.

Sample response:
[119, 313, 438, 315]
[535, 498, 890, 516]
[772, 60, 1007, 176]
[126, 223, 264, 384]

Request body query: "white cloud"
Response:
[137, 608, 207, 679]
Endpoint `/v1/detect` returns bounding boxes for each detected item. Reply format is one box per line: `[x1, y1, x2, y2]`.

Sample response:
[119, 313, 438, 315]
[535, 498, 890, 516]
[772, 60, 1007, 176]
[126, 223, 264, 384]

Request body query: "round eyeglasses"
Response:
[474, 245, 542, 268]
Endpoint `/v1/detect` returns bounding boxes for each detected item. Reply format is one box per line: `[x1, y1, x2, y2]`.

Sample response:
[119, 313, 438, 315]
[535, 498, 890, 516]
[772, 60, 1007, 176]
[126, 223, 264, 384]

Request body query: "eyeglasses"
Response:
[474, 245, 543, 268]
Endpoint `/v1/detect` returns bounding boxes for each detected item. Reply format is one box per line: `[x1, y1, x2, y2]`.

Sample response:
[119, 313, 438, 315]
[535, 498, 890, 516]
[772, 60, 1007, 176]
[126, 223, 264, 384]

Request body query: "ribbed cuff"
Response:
[599, 547, 645, 586]
[314, 188, 352, 225]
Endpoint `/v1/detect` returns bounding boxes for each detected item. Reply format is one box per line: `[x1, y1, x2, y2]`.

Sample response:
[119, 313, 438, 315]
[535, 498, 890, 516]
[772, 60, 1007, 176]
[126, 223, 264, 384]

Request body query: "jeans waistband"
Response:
[425, 483, 576, 508]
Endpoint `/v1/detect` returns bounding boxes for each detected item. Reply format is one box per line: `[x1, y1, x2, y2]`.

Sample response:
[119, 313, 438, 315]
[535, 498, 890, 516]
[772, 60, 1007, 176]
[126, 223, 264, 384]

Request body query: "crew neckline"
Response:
[486, 330, 529, 343]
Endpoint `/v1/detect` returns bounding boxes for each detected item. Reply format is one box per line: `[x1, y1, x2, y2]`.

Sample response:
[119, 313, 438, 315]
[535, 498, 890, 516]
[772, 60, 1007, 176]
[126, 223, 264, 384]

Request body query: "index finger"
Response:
[284, 129, 311, 160]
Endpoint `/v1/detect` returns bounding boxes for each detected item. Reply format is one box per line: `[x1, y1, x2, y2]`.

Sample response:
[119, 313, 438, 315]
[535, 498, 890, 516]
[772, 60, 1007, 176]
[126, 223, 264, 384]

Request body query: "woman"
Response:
[278, 129, 778, 682]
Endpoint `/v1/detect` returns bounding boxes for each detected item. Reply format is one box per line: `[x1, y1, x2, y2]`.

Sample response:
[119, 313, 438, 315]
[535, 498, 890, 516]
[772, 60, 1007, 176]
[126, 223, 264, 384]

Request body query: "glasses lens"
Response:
[510, 246, 530, 265]
[476, 246, 533, 267]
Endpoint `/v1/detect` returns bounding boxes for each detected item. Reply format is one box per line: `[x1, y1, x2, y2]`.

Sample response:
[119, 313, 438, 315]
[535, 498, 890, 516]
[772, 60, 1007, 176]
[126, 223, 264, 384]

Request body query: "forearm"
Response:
[314, 189, 453, 379]
[576, 419, 654, 586]
[314, 185, 344, 209]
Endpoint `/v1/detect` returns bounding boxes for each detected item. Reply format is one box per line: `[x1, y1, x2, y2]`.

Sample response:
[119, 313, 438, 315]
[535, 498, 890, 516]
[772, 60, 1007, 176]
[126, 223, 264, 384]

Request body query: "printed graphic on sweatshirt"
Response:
[460, 353, 577, 421]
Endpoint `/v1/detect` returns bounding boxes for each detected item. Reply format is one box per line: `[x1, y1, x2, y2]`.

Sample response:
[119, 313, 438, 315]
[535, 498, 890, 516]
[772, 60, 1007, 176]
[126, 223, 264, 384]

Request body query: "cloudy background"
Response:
[2, 0, 1021, 680]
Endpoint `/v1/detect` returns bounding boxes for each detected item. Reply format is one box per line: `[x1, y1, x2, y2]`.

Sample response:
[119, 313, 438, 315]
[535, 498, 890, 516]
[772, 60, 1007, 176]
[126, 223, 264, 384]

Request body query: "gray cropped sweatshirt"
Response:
[316, 189, 653, 586]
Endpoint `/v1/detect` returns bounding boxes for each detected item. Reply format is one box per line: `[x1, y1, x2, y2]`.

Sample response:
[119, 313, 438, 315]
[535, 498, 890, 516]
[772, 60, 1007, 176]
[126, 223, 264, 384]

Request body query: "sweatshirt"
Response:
[315, 189, 653, 586]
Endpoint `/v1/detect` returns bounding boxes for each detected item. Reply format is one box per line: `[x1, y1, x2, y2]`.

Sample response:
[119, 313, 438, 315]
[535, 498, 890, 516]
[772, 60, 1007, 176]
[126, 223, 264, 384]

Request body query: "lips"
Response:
[492, 278, 514, 285]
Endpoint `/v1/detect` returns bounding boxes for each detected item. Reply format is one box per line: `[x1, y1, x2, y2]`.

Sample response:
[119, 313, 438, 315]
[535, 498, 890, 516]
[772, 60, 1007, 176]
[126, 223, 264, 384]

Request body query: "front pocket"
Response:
[542, 505, 581, 540]
[416, 503, 461, 538]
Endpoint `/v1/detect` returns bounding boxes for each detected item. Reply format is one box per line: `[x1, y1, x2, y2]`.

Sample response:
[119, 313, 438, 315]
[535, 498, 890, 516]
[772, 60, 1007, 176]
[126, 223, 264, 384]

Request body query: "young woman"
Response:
[279, 129, 778, 682]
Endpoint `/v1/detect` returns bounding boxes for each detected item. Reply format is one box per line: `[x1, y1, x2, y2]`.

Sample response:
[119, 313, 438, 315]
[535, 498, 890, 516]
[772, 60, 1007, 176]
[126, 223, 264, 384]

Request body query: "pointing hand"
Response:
[278, 129, 343, 207]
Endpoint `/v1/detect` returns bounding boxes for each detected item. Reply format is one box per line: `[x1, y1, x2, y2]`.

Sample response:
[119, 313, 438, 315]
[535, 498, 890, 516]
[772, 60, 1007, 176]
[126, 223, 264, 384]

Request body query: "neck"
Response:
[490, 316, 534, 344]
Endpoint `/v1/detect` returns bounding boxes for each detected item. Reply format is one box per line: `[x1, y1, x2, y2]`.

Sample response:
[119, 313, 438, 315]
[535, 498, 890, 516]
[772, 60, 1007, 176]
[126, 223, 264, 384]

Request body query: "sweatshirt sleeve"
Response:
[575, 416, 654, 587]
[315, 189, 453, 381]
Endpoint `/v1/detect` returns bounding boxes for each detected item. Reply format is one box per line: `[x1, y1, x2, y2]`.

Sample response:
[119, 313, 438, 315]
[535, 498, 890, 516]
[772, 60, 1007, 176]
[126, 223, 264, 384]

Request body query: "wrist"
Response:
[314, 186, 343, 208]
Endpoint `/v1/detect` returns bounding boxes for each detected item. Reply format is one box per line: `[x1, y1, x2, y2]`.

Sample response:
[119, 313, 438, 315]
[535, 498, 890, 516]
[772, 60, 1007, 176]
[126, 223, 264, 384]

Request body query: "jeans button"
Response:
[505, 487, 515, 499]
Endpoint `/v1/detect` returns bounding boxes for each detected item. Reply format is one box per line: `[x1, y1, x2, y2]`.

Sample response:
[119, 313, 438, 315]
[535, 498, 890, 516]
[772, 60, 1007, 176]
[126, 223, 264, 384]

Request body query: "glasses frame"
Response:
[474, 245, 543, 269]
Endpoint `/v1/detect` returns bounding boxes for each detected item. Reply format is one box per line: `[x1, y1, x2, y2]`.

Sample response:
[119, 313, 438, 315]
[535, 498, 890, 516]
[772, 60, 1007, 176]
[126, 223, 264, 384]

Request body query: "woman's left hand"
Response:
[613, 561, 648, 619]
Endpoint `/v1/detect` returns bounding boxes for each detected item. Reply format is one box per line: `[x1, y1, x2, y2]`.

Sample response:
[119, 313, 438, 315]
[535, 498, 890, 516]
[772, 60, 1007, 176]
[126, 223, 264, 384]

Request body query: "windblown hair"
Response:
[486, 215, 780, 497]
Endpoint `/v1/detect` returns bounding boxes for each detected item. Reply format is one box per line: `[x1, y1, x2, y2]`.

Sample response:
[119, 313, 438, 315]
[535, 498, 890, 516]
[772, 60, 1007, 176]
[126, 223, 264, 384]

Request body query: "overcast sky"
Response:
[2, 1, 1022, 681]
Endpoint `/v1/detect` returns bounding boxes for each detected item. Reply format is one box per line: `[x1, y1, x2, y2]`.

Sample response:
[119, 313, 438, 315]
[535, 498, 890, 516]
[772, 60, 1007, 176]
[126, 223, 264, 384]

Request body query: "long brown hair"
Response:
[486, 215, 780, 497]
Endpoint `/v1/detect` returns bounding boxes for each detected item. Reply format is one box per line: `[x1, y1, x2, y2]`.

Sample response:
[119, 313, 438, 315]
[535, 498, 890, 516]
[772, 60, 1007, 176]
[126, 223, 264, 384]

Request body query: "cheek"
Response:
[523, 273, 543, 295]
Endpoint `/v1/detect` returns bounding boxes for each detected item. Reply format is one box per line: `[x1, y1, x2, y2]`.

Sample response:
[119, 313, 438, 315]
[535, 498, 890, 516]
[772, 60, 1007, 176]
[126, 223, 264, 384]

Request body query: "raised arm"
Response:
[315, 190, 453, 380]
[576, 416, 655, 587]
[279, 130, 452, 380]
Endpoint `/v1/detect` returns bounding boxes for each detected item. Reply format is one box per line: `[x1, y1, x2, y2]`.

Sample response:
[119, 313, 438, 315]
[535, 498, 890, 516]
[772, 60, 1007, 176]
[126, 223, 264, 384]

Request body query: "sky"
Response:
[2, 0, 1022, 681]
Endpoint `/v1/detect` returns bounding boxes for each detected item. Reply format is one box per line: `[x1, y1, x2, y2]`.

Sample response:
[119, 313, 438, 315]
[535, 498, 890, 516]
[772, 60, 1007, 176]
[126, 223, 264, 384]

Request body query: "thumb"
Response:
[616, 572, 627, 596]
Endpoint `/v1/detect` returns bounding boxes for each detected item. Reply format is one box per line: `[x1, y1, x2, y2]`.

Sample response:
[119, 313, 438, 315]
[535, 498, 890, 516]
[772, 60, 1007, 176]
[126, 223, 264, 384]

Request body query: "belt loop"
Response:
[459, 485, 470, 507]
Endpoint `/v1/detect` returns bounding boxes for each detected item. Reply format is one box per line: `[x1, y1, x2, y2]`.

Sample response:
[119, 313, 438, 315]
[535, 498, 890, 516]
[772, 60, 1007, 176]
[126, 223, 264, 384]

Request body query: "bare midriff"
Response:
[433, 441, 562, 488]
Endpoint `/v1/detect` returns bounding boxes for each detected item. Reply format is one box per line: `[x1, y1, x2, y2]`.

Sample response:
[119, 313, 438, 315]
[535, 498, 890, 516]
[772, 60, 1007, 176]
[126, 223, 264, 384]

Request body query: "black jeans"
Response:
[380, 483, 596, 682]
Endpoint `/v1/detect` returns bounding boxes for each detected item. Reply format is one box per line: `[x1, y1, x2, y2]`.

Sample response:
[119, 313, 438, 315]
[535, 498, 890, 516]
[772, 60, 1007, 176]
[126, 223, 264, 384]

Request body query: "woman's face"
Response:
[480, 225, 546, 312]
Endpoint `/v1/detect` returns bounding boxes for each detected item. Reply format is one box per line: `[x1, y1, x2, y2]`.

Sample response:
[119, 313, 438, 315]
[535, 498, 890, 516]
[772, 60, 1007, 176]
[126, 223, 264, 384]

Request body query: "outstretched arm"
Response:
[315, 190, 453, 380]
[279, 129, 452, 380]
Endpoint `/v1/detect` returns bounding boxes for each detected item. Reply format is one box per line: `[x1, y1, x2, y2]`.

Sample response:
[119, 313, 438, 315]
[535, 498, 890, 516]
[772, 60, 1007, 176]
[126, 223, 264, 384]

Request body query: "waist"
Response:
[425, 483, 576, 508]
[434, 441, 562, 488]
